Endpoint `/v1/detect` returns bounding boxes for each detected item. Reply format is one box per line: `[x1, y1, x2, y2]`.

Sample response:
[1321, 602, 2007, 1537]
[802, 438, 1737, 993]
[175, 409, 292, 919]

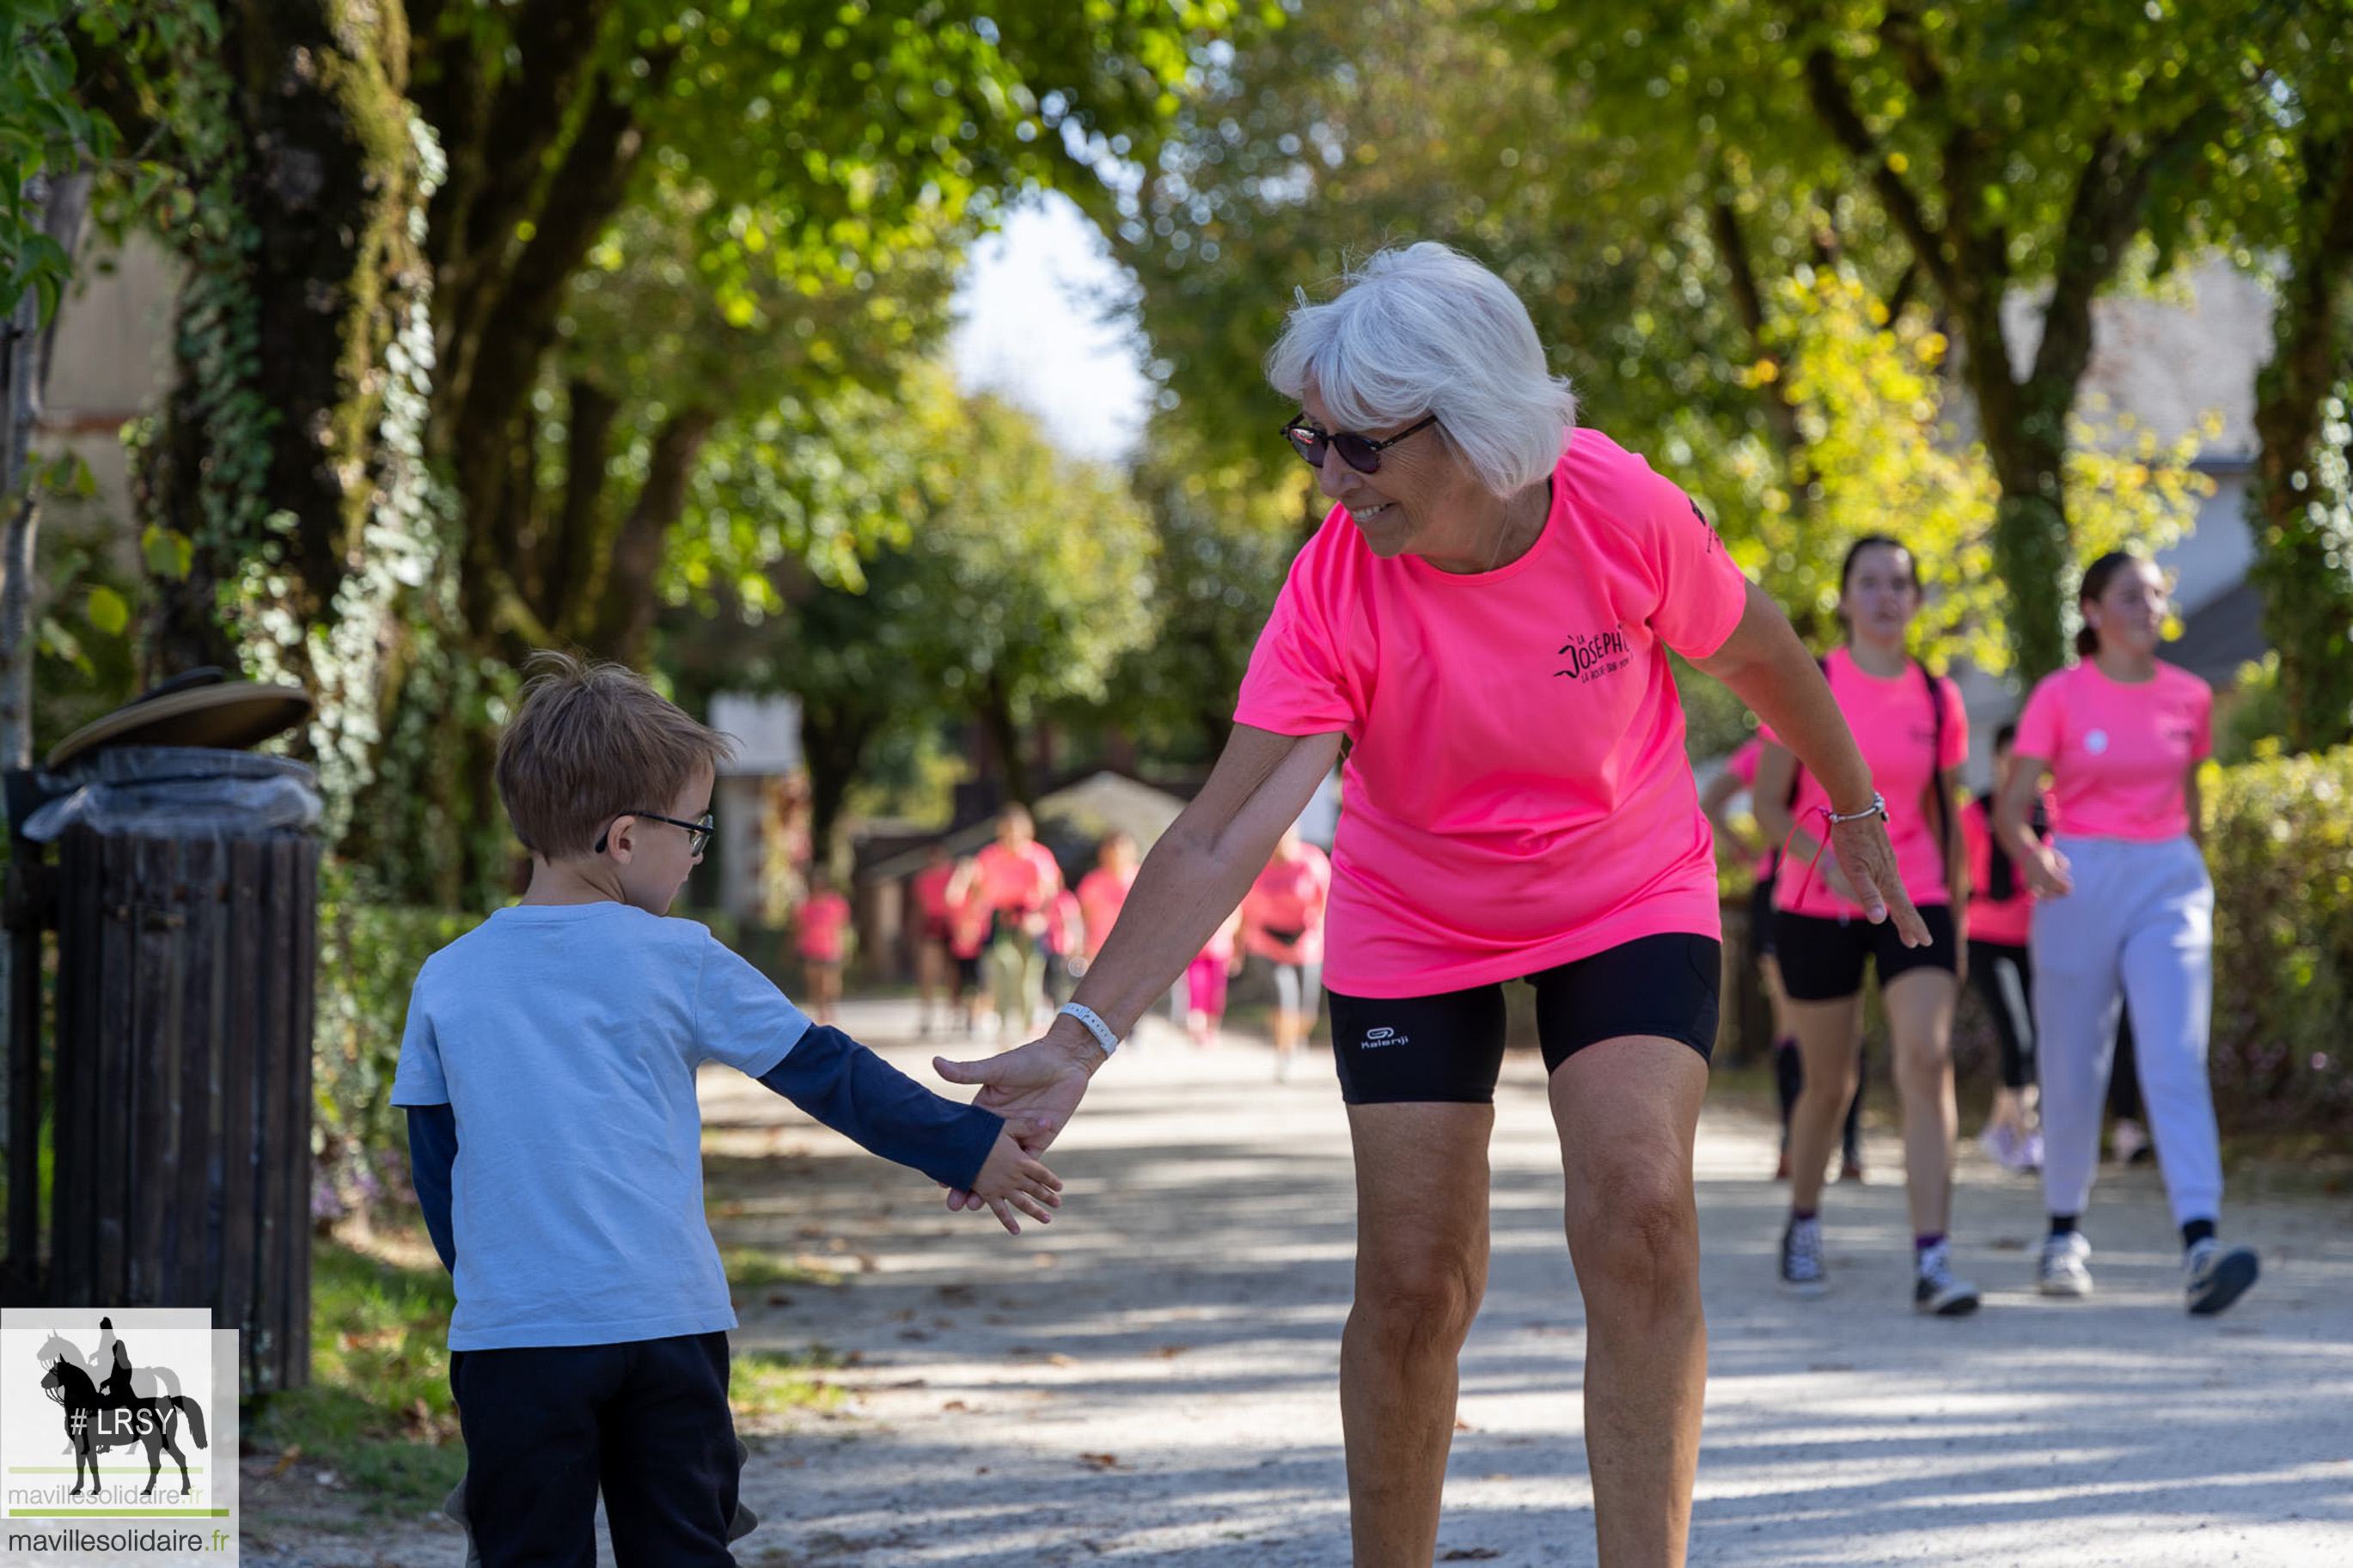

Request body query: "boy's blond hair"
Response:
[494, 651, 736, 857]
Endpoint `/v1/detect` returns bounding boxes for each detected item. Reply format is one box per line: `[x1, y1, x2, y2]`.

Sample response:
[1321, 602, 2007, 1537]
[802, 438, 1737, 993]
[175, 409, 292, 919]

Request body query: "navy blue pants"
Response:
[450, 1331, 739, 1567]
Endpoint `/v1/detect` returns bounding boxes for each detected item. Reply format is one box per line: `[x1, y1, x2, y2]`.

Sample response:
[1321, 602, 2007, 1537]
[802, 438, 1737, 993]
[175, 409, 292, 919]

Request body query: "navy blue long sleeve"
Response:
[757, 1025, 1003, 1190]
[405, 1104, 459, 1272]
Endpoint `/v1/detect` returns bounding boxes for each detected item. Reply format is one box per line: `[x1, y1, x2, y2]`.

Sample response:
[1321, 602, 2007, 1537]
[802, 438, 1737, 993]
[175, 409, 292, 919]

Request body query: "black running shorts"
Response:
[1774, 903, 1956, 1002]
[1324, 932, 1721, 1105]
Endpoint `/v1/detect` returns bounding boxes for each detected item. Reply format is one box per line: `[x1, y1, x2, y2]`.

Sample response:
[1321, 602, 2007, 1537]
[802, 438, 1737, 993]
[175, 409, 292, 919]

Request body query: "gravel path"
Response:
[247, 998, 2353, 1565]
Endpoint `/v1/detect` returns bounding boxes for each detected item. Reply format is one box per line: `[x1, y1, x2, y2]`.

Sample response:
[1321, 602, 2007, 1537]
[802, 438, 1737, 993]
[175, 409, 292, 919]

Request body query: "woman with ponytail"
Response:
[1755, 537, 1977, 1315]
[1995, 552, 2258, 1314]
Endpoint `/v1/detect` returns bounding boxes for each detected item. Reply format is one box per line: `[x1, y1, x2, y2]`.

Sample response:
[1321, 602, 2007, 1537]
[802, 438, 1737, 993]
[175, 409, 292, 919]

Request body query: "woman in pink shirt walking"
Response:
[1240, 827, 1332, 1077]
[1994, 552, 2258, 1315]
[1753, 537, 1977, 1315]
[934, 244, 1923, 1568]
[792, 870, 853, 1028]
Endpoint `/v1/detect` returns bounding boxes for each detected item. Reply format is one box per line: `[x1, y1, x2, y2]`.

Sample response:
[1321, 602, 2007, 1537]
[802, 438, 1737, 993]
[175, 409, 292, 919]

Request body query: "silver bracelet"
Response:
[1823, 791, 1889, 825]
[1057, 1002, 1121, 1058]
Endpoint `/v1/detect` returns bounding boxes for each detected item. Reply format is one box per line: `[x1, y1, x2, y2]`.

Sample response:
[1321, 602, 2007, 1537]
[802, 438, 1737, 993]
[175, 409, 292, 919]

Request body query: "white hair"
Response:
[1264, 243, 1578, 498]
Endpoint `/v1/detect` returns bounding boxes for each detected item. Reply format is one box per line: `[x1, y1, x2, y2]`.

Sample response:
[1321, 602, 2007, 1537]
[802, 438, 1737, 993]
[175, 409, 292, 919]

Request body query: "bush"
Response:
[312, 899, 484, 1221]
[2205, 744, 2353, 1135]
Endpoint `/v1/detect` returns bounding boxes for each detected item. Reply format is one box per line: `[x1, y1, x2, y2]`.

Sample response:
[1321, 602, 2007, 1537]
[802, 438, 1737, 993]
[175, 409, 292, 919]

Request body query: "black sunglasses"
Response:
[595, 809, 715, 857]
[1280, 412, 1439, 474]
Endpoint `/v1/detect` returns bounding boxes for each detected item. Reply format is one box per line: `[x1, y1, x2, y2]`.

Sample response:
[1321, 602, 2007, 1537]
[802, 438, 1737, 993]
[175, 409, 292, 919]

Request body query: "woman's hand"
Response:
[2022, 845, 2075, 900]
[1825, 810, 1932, 946]
[933, 1023, 1103, 1211]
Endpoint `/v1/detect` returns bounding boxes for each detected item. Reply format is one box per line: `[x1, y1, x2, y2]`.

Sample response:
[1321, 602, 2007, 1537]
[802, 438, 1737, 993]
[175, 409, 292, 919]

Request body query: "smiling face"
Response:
[1299, 380, 1497, 566]
[1838, 540, 1922, 650]
[2083, 558, 2167, 660]
[609, 760, 713, 916]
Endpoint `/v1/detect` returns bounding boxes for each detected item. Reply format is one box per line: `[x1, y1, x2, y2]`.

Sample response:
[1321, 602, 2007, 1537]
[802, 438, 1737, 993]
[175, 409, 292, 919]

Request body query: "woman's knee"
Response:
[1354, 1241, 1486, 1347]
[1568, 1160, 1699, 1293]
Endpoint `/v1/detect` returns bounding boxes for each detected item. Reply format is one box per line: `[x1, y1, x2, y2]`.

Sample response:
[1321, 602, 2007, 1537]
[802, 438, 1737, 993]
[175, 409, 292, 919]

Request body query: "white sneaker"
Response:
[1780, 1215, 1826, 1295]
[2038, 1230, 2093, 1296]
[1977, 1122, 2042, 1174]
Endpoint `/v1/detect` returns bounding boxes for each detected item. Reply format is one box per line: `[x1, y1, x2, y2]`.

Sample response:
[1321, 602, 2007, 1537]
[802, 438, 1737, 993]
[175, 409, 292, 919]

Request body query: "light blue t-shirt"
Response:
[391, 902, 810, 1351]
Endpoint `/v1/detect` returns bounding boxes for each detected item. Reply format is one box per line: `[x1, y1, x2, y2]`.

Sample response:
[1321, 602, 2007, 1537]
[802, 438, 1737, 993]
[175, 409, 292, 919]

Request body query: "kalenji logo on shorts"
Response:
[1362, 1027, 1409, 1048]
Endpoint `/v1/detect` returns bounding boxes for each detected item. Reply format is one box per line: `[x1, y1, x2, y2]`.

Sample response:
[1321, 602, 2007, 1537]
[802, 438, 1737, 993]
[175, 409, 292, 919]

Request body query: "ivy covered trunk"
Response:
[2247, 126, 2353, 755]
[141, 0, 430, 715]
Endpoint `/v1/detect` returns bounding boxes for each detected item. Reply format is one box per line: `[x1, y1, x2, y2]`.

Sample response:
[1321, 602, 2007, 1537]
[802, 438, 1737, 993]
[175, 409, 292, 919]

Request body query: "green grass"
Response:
[242, 1225, 855, 1514]
[244, 1225, 465, 1514]
[720, 1244, 841, 1290]
[730, 1345, 849, 1424]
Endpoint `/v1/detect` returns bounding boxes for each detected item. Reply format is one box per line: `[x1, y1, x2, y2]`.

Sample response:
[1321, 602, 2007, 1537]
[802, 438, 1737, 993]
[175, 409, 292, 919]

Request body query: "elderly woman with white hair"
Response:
[938, 244, 1923, 1567]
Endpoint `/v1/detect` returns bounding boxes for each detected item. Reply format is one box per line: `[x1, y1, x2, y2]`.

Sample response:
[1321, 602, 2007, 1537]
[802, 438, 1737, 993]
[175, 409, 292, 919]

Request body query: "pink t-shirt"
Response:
[974, 839, 1062, 915]
[1720, 738, 1775, 882]
[1242, 843, 1333, 965]
[1076, 865, 1136, 959]
[1233, 427, 1751, 997]
[1764, 648, 1967, 918]
[1044, 889, 1084, 957]
[795, 891, 853, 962]
[2013, 660, 2211, 841]
[1961, 795, 2035, 947]
[912, 863, 954, 924]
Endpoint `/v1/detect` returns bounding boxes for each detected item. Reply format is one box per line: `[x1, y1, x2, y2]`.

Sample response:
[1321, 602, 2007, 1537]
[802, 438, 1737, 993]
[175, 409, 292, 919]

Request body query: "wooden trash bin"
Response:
[8, 677, 318, 1395]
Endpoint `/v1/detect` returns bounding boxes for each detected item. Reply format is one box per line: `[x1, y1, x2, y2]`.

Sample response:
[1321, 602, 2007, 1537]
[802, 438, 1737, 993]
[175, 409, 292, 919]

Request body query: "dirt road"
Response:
[249, 998, 2353, 1565]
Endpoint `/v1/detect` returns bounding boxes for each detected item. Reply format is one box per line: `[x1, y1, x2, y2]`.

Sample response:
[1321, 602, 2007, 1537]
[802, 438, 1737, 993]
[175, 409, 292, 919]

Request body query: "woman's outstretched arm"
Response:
[932, 724, 1342, 1195]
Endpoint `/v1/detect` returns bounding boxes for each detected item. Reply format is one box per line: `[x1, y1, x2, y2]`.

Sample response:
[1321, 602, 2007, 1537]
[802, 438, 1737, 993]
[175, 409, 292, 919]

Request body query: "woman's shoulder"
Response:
[2153, 658, 2213, 702]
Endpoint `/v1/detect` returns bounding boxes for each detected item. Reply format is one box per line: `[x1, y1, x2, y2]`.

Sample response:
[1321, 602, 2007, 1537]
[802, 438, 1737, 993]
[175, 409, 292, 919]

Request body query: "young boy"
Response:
[395, 653, 1060, 1565]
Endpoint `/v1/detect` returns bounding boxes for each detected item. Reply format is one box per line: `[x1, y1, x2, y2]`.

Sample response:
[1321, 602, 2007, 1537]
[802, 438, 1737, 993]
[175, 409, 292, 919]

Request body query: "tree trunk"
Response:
[143, 0, 426, 694]
[2247, 127, 2353, 753]
[1, 170, 92, 769]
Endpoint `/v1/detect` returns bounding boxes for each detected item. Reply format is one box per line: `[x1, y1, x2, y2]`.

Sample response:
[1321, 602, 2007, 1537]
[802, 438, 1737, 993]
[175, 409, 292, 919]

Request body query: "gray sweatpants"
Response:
[2029, 834, 2221, 1228]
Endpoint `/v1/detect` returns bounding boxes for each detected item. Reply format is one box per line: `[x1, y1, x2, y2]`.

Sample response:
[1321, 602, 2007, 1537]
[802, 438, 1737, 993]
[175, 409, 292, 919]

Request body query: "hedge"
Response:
[2203, 743, 2353, 1132]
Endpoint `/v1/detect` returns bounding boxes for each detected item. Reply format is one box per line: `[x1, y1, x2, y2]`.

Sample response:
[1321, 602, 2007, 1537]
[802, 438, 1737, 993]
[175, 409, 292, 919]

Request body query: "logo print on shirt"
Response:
[2086, 729, 2110, 755]
[1556, 625, 1632, 683]
[1362, 1026, 1409, 1049]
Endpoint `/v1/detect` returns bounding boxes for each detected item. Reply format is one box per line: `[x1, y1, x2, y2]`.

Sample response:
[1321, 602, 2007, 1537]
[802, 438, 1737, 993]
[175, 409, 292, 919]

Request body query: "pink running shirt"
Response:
[1076, 866, 1136, 959]
[2013, 660, 2211, 841]
[1763, 648, 1967, 918]
[974, 840, 1062, 916]
[1242, 842, 1333, 965]
[795, 891, 853, 963]
[912, 863, 954, 924]
[1234, 428, 1751, 997]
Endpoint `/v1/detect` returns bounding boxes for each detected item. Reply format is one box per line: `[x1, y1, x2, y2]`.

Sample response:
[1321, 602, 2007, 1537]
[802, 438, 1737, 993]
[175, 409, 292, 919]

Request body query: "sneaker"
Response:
[1838, 1156, 1865, 1183]
[1780, 1215, 1826, 1295]
[2185, 1240, 2259, 1316]
[2110, 1117, 2149, 1165]
[1774, 1143, 1790, 1181]
[2038, 1230, 2093, 1296]
[1914, 1242, 1982, 1316]
[1978, 1121, 2043, 1174]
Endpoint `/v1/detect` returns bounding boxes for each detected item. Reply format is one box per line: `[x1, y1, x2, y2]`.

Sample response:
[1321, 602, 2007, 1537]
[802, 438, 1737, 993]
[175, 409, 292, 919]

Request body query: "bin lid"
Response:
[46, 668, 313, 771]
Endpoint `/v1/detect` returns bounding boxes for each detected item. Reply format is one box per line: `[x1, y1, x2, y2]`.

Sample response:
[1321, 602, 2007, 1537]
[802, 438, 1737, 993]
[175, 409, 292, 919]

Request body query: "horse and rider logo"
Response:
[33, 1317, 210, 1498]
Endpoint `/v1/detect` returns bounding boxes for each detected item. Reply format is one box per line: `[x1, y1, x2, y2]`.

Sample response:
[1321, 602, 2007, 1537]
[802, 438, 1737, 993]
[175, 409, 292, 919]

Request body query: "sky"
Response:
[948, 192, 1153, 467]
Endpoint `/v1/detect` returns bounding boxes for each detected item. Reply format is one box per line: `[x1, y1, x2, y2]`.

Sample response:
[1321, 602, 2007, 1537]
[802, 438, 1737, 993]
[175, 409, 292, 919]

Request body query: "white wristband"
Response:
[1057, 1002, 1121, 1058]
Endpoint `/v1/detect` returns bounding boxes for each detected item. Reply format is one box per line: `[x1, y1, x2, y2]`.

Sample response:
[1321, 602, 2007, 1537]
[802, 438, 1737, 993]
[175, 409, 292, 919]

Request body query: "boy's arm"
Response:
[405, 1105, 459, 1273]
[757, 1025, 1005, 1190]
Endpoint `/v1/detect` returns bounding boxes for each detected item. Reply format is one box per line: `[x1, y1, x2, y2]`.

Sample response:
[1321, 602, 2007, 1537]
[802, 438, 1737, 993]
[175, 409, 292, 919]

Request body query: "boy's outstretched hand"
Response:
[970, 1120, 1062, 1235]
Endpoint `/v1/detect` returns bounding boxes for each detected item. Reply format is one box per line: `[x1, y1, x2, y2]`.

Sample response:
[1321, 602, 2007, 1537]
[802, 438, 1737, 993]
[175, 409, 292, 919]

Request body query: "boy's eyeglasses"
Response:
[595, 810, 716, 857]
[1280, 412, 1439, 474]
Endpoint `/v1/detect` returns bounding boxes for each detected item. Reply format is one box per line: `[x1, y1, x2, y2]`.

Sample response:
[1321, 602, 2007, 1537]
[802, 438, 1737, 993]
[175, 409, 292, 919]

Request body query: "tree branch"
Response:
[1800, 45, 1955, 300]
[2029, 110, 2217, 394]
[584, 406, 718, 664]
